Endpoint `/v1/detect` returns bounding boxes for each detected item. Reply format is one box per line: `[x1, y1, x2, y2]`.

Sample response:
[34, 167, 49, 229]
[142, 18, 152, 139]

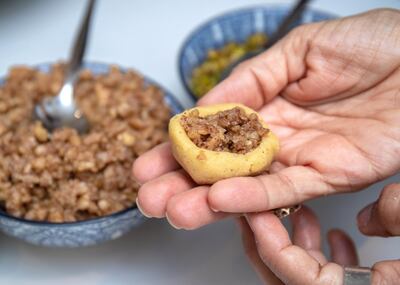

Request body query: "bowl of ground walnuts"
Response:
[0, 62, 183, 247]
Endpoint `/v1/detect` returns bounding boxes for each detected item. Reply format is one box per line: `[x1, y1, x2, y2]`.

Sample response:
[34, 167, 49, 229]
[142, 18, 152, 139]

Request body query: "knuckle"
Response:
[285, 22, 318, 46]
[274, 171, 300, 201]
[208, 181, 227, 210]
[316, 263, 344, 285]
[254, 176, 271, 209]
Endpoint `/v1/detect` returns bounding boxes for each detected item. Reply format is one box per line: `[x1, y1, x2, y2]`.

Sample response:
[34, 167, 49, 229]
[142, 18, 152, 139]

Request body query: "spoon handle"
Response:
[67, 0, 96, 78]
[264, 0, 311, 50]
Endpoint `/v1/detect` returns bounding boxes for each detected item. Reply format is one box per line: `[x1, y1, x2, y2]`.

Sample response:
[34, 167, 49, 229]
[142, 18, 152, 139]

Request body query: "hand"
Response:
[133, 9, 400, 229]
[240, 183, 400, 285]
[238, 207, 357, 285]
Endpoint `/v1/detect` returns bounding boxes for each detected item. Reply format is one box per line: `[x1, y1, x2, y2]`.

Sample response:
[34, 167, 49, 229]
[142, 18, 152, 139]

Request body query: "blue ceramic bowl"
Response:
[0, 62, 183, 248]
[178, 5, 336, 101]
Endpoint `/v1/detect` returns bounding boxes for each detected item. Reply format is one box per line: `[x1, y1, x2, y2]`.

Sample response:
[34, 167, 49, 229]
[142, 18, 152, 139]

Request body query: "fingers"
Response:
[138, 170, 230, 229]
[166, 186, 228, 230]
[133, 143, 180, 184]
[290, 207, 327, 265]
[197, 28, 308, 109]
[291, 207, 358, 267]
[246, 211, 344, 285]
[208, 166, 332, 213]
[236, 217, 284, 285]
[357, 183, 400, 236]
[327, 229, 358, 266]
[372, 260, 400, 285]
[136, 169, 195, 218]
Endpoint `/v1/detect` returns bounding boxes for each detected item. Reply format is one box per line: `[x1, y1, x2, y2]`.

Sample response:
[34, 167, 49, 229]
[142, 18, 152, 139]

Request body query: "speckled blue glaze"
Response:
[178, 5, 336, 101]
[0, 62, 183, 247]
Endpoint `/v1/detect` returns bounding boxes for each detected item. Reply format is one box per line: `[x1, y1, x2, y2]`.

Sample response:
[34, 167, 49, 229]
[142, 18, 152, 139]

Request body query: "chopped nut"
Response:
[77, 161, 96, 172]
[23, 164, 32, 174]
[33, 122, 49, 142]
[0, 101, 7, 112]
[181, 107, 268, 154]
[69, 135, 81, 146]
[98, 199, 110, 211]
[117, 103, 132, 117]
[48, 210, 63, 223]
[77, 196, 90, 210]
[0, 124, 6, 136]
[32, 157, 46, 171]
[119, 131, 136, 146]
[95, 83, 110, 106]
[36, 208, 48, 221]
[34, 145, 47, 155]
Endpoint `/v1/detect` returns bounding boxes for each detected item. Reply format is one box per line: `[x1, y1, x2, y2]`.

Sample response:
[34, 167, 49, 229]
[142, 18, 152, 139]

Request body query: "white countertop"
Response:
[0, 1, 399, 284]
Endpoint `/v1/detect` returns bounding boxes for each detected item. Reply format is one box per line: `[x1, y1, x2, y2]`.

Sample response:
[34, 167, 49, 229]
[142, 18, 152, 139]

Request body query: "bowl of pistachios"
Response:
[178, 5, 335, 100]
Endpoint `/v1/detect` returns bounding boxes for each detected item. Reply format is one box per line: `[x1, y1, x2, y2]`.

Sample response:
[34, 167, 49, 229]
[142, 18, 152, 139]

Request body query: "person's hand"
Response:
[133, 9, 400, 229]
[240, 183, 400, 285]
[238, 207, 357, 285]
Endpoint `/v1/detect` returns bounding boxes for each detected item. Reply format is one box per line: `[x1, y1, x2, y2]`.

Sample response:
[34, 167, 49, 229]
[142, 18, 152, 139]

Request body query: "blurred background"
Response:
[0, 1, 399, 284]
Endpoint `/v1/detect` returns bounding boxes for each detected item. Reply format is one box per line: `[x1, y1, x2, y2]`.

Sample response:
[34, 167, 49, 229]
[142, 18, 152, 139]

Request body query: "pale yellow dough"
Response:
[169, 103, 280, 184]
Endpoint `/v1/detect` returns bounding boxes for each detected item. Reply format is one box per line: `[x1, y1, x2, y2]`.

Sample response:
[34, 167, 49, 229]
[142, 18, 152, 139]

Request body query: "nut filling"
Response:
[0, 64, 170, 222]
[181, 107, 269, 154]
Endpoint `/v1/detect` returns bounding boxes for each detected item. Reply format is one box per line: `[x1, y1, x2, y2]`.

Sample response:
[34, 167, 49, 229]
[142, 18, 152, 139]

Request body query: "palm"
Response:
[260, 86, 400, 193]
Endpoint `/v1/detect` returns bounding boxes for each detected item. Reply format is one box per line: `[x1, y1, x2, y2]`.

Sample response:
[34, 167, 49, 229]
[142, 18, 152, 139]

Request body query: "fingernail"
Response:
[165, 213, 182, 230]
[135, 198, 152, 218]
[357, 203, 374, 228]
[210, 206, 219, 212]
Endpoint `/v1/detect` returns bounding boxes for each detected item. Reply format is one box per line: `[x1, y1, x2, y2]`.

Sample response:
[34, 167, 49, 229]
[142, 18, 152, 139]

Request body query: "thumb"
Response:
[357, 183, 400, 237]
[197, 26, 308, 110]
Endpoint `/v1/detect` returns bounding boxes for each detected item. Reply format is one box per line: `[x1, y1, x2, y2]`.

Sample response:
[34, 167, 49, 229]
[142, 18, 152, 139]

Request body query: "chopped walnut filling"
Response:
[0, 64, 170, 222]
[181, 107, 269, 154]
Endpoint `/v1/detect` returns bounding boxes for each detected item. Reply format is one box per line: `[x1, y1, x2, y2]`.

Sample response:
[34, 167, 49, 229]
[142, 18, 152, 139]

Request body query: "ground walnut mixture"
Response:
[181, 107, 269, 154]
[0, 64, 170, 222]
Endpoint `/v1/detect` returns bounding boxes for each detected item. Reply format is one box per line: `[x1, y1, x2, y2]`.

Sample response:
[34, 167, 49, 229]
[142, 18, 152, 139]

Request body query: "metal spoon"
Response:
[33, 0, 96, 134]
[220, 0, 311, 81]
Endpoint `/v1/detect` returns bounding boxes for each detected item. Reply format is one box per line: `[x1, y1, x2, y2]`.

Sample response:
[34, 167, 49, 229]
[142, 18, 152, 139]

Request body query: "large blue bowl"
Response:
[178, 5, 336, 101]
[0, 62, 183, 248]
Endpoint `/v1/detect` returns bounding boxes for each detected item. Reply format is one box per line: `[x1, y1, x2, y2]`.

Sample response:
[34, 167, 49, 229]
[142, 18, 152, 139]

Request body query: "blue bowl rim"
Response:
[177, 4, 337, 100]
[0, 61, 183, 227]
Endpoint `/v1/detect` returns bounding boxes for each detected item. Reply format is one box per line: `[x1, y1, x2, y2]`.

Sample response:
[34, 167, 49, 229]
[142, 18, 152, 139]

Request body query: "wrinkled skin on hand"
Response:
[133, 9, 400, 230]
[239, 183, 400, 285]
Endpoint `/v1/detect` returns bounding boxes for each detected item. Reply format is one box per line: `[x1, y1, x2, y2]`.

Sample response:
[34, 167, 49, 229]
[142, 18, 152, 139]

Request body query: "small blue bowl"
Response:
[0, 62, 183, 248]
[178, 5, 336, 101]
